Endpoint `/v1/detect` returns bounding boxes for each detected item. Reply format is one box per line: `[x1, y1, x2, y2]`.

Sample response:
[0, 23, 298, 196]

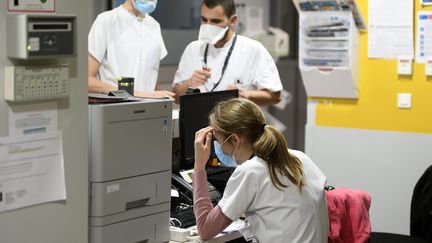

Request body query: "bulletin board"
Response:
[314, 0, 432, 134]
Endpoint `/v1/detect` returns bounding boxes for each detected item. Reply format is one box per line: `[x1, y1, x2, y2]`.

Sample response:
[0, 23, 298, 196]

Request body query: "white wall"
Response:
[305, 104, 432, 234]
[0, 1, 90, 242]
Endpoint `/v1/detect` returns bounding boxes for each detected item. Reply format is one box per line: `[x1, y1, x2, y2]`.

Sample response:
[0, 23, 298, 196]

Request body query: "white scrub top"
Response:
[88, 5, 167, 92]
[218, 150, 328, 243]
[173, 35, 282, 93]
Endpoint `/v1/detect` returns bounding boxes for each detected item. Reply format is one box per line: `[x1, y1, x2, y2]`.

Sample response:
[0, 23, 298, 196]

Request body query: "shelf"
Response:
[298, 11, 360, 99]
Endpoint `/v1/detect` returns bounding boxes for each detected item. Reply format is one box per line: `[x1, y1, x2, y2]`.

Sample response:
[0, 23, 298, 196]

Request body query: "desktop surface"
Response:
[169, 220, 246, 243]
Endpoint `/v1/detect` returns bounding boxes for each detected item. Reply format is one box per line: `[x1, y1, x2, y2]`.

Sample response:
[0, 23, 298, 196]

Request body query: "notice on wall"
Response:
[292, 0, 366, 30]
[420, 0, 432, 6]
[0, 132, 66, 213]
[416, 11, 432, 63]
[8, 102, 58, 136]
[7, 0, 55, 12]
[368, 0, 414, 59]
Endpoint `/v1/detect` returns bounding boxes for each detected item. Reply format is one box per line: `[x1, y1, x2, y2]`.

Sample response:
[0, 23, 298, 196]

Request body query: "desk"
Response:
[169, 222, 245, 243]
[189, 230, 243, 243]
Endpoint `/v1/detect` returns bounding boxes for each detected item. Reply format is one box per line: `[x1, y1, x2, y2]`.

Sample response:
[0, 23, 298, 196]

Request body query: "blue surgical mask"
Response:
[213, 139, 237, 167]
[133, 0, 157, 14]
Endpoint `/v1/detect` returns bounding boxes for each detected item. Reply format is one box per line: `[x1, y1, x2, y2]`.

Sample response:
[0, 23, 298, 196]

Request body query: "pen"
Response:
[201, 58, 208, 70]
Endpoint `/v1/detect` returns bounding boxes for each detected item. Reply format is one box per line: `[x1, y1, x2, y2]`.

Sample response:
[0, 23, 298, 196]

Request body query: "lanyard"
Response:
[203, 34, 238, 92]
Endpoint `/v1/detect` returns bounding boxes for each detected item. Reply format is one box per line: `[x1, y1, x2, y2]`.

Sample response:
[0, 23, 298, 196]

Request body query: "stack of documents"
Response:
[300, 13, 350, 67]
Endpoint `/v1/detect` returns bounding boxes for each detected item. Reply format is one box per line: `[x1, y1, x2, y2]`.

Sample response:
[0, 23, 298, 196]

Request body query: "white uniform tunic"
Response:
[218, 150, 328, 243]
[173, 35, 283, 93]
[88, 5, 167, 92]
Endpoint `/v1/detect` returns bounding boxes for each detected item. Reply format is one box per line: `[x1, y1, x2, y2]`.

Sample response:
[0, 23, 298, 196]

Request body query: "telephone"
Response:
[171, 172, 221, 207]
[170, 171, 222, 228]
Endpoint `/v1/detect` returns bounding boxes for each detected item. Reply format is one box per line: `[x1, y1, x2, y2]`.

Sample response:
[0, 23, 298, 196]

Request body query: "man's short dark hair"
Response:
[203, 0, 236, 18]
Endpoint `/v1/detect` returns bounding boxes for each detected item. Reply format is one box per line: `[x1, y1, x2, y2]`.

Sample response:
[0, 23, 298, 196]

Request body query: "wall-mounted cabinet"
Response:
[299, 11, 359, 99]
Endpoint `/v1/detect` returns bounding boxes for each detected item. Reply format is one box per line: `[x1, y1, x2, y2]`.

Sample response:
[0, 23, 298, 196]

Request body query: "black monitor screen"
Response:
[179, 90, 238, 170]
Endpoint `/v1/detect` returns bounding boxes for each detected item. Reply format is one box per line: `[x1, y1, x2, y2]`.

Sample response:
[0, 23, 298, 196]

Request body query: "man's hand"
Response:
[227, 84, 249, 99]
[188, 68, 211, 88]
[154, 90, 176, 99]
[172, 68, 212, 104]
[135, 90, 175, 99]
[194, 126, 213, 172]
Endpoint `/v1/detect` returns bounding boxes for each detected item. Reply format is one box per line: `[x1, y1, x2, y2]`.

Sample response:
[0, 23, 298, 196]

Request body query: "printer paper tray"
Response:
[90, 202, 170, 226]
[90, 211, 170, 243]
[90, 171, 171, 217]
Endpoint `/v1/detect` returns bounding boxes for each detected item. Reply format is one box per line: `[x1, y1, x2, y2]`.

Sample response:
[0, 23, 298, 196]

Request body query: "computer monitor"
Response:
[179, 90, 239, 170]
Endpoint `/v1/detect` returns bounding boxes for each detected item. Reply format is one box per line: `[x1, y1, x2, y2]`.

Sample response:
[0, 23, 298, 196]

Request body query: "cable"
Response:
[170, 218, 182, 227]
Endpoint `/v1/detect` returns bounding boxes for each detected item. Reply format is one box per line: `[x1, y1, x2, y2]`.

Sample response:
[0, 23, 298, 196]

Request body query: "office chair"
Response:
[369, 232, 427, 243]
[325, 187, 372, 243]
[369, 165, 432, 243]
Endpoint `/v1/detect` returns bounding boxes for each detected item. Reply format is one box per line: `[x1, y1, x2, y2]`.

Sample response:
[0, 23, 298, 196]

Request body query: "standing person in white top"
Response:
[172, 0, 282, 106]
[88, 0, 174, 98]
[193, 98, 329, 242]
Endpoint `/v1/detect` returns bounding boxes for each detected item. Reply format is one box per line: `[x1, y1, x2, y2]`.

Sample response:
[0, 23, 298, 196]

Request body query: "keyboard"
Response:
[171, 207, 196, 228]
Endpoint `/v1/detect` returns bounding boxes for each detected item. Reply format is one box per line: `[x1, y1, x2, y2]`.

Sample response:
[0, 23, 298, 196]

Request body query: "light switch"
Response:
[397, 93, 412, 109]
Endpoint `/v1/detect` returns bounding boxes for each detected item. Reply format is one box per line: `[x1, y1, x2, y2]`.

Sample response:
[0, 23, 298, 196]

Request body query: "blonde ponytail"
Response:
[209, 98, 304, 191]
[254, 125, 304, 191]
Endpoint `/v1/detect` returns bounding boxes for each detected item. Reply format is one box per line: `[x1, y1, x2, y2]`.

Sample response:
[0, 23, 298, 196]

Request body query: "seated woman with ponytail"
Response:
[193, 98, 329, 242]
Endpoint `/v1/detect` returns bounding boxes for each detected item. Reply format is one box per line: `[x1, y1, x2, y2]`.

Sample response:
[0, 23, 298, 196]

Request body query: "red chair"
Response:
[325, 187, 371, 243]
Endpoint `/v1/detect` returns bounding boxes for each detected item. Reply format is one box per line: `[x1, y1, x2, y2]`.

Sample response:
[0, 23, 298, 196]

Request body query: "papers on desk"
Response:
[88, 92, 143, 104]
[171, 189, 180, 198]
[178, 220, 246, 243]
[222, 220, 248, 233]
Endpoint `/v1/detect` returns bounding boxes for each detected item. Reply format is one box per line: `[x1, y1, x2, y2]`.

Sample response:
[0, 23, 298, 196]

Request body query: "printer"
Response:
[88, 100, 172, 243]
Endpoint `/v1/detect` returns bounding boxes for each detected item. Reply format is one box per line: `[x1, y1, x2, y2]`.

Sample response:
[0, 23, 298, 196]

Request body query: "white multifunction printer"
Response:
[88, 99, 172, 243]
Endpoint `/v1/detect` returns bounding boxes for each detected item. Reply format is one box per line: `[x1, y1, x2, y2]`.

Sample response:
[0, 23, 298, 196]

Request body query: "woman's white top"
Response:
[218, 150, 328, 243]
[173, 35, 282, 93]
[88, 5, 167, 92]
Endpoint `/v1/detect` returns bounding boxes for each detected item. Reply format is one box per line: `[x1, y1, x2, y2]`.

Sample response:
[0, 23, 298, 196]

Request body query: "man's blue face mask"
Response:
[133, 0, 157, 14]
[213, 134, 237, 167]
